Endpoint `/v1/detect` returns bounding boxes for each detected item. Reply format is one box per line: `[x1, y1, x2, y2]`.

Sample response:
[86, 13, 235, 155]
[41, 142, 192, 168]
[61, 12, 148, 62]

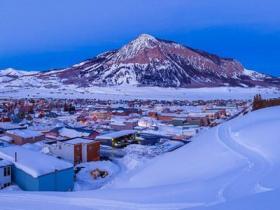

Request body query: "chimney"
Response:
[14, 152, 17, 162]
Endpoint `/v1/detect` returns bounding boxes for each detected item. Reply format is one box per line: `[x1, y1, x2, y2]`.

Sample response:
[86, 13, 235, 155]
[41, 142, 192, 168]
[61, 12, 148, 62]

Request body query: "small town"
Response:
[0, 97, 249, 191]
[1, 1, 280, 209]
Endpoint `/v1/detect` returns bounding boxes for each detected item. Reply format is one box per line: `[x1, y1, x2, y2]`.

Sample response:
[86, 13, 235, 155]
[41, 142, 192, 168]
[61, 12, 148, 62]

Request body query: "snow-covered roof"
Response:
[159, 113, 187, 118]
[110, 121, 125, 126]
[0, 158, 12, 168]
[96, 130, 136, 140]
[6, 129, 43, 138]
[0, 146, 73, 178]
[0, 135, 13, 143]
[59, 127, 89, 138]
[187, 112, 209, 117]
[0, 123, 26, 130]
[63, 138, 95, 145]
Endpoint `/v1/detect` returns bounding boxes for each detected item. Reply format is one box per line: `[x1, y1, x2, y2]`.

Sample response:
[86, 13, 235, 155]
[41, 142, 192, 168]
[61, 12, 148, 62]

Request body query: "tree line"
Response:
[252, 94, 280, 111]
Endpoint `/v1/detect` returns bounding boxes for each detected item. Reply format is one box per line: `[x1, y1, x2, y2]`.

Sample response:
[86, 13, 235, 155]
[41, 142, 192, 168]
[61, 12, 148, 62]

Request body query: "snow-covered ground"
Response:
[0, 85, 279, 100]
[0, 106, 280, 209]
[74, 161, 120, 191]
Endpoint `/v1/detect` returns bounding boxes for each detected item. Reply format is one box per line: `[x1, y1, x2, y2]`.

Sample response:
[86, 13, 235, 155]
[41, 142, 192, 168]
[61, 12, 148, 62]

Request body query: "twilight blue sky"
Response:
[0, 0, 280, 76]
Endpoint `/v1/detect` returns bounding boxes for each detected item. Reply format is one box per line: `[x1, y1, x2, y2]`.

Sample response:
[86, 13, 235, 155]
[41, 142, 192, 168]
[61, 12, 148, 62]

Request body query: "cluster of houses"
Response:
[0, 98, 248, 191]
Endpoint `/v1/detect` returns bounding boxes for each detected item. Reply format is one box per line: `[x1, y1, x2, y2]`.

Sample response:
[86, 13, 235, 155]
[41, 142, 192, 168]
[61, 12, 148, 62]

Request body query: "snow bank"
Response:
[115, 127, 247, 189]
[74, 161, 120, 191]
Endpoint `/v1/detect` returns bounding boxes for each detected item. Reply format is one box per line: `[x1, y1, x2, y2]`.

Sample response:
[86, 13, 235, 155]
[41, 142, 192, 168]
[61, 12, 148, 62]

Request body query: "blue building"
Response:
[0, 146, 74, 191]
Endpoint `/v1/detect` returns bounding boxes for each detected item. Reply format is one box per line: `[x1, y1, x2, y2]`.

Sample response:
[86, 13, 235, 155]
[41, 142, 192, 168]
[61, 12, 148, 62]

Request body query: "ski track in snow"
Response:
[216, 123, 271, 201]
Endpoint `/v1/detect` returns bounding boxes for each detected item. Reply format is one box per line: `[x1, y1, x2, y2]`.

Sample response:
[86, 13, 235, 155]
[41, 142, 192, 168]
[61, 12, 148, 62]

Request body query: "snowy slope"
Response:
[0, 68, 37, 76]
[0, 68, 37, 83]
[243, 69, 270, 81]
[1, 106, 280, 209]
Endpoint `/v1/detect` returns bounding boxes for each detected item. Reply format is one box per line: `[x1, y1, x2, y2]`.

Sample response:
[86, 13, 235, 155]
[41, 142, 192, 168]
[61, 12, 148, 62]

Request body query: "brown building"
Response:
[186, 114, 210, 126]
[6, 129, 44, 145]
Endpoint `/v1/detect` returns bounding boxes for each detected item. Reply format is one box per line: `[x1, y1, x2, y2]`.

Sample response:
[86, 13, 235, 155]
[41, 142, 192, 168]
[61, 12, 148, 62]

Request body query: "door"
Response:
[74, 144, 82, 165]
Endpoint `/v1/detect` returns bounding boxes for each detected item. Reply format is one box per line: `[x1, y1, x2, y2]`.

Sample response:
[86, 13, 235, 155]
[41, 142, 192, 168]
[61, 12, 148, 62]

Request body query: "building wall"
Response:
[11, 165, 39, 190]
[98, 138, 113, 146]
[0, 165, 12, 189]
[49, 142, 100, 164]
[157, 115, 173, 121]
[37, 168, 74, 191]
[86, 142, 100, 162]
[49, 142, 75, 163]
[6, 133, 44, 145]
[74, 144, 82, 164]
[91, 112, 112, 120]
[82, 143, 87, 162]
[11, 165, 74, 191]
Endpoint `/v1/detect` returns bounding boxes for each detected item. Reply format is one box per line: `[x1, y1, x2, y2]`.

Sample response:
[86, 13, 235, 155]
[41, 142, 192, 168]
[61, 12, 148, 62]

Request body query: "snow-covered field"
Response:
[1, 69, 279, 100]
[1, 106, 280, 210]
[0, 85, 280, 100]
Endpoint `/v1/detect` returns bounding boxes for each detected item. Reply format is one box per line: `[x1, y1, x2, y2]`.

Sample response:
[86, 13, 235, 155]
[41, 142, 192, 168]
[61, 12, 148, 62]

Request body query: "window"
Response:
[3, 183, 10, 188]
[4, 166, 11, 176]
[7, 166, 11, 176]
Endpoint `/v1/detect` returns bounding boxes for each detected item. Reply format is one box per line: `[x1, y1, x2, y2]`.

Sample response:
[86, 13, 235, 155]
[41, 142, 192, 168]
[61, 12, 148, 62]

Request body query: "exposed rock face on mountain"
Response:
[1, 34, 280, 88]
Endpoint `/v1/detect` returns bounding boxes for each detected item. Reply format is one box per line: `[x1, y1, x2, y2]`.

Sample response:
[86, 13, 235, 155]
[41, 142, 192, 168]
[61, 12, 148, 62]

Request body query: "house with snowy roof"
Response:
[5, 129, 44, 145]
[110, 118, 138, 131]
[47, 138, 100, 165]
[0, 135, 13, 147]
[186, 113, 211, 126]
[0, 158, 12, 189]
[96, 130, 137, 147]
[0, 122, 26, 132]
[0, 146, 74, 191]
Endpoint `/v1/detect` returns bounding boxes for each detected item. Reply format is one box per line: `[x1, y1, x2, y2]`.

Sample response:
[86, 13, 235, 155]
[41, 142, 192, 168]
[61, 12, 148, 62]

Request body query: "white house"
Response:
[0, 158, 12, 189]
[47, 138, 100, 165]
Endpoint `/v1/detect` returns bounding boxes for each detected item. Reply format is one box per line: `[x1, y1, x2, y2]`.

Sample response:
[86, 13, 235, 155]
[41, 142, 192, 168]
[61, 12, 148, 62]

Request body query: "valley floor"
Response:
[0, 86, 280, 100]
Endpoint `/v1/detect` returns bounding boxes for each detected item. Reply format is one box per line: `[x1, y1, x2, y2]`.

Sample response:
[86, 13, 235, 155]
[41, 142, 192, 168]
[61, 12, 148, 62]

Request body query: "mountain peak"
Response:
[116, 34, 159, 61]
[0, 68, 25, 76]
[0, 68, 38, 76]
[129, 33, 158, 49]
[135, 34, 157, 42]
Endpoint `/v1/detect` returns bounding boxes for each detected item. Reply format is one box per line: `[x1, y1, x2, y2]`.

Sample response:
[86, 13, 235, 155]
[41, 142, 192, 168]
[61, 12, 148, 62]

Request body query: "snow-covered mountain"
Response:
[0, 68, 37, 83]
[0, 68, 31, 77]
[1, 34, 280, 88]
